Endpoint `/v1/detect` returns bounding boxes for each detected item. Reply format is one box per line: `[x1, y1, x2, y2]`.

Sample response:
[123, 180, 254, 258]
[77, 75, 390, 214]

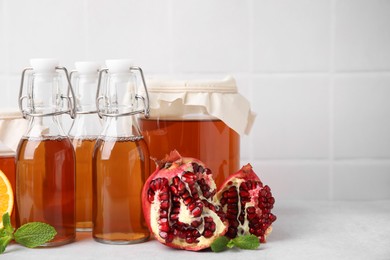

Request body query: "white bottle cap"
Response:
[105, 59, 133, 73]
[75, 61, 100, 74]
[30, 58, 59, 73]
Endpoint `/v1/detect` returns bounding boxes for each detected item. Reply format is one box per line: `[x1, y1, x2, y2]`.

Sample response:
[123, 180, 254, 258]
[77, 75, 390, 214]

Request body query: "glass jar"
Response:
[92, 59, 150, 244]
[0, 142, 16, 225]
[0, 109, 28, 226]
[139, 76, 255, 188]
[69, 62, 102, 232]
[16, 59, 76, 246]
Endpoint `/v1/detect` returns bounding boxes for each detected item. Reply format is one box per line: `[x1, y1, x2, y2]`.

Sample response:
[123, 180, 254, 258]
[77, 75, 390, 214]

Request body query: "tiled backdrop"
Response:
[1, 0, 390, 200]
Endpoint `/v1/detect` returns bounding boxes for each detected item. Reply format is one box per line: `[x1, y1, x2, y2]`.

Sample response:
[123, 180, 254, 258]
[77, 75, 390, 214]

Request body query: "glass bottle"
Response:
[16, 59, 76, 246]
[93, 59, 150, 244]
[69, 62, 102, 232]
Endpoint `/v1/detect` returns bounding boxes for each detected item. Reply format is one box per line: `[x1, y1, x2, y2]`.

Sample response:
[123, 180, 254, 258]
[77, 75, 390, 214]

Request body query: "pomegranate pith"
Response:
[142, 151, 227, 251]
[217, 164, 276, 243]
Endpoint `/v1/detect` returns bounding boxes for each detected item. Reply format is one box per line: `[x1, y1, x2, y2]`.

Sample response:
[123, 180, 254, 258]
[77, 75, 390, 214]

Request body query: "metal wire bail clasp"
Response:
[19, 66, 76, 119]
[96, 66, 150, 119]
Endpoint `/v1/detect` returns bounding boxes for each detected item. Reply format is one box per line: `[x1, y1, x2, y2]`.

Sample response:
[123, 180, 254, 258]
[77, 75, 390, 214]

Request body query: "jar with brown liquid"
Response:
[16, 59, 76, 246]
[92, 59, 150, 244]
[139, 77, 255, 188]
[0, 142, 16, 225]
[68, 62, 102, 232]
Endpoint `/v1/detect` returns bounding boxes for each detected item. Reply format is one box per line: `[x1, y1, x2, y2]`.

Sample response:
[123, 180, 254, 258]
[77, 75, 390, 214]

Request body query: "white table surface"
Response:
[2, 200, 390, 260]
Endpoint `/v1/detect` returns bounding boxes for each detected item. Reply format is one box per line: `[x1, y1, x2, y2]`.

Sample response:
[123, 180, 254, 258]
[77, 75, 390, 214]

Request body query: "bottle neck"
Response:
[28, 73, 63, 115]
[69, 113, 102, 138]
[74, 75, 99, 113]
[24, 116, 67, 139]
[101, 73, 138, 115]
[100, 115, 142, 139]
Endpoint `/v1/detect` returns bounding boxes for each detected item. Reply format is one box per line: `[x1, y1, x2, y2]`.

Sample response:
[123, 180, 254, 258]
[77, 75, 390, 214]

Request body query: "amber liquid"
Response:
[71, 138, 96, 231]
[139, 119, 240, 188]
[16, 137, 76, 246]
[0, 155, 16, 225]
[92, 137, 150, 244]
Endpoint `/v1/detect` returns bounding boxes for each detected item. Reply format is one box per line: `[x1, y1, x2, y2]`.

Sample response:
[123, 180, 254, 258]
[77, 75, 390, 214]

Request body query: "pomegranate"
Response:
[217, 164, 276, 243]
[142, 151, 228, 251]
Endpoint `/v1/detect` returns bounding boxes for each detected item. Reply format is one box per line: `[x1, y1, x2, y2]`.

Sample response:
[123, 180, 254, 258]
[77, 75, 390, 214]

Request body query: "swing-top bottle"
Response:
[93, 59, 150, 244]
[16, 59, 76, 246]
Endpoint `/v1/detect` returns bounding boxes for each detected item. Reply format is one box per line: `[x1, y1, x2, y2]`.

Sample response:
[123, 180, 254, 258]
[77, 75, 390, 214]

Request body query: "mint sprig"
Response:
[0, 213, 57, 254]
[211, 234, 260, 252]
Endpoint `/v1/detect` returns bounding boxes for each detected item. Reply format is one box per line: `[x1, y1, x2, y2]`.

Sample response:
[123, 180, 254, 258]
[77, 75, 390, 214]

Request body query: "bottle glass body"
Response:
[93, 116, 150, 244]
[16, 116, 76, 246]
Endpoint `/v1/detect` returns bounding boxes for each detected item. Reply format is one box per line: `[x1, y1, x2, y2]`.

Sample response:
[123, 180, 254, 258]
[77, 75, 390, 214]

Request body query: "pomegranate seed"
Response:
[203, 230, 213, 238]
[170, 185, 178, 195]
[147, 189, 155, 202]
[178, 181, 186, 192]
[159, 231, 168, 239]
[191, 220, 202, 228]
[183, 197, 192, 206]
[204, 216, 213, 223]
[192, 207, 202, 217]
[166, 233, 174, 243]
[159, 223, 170, 232]
[246, 207, 256, 214]
[186, 237, 195, 244]
[201, 168, 209, 175]
[209, 222, 216, 232]
[160, 200, 169, 209]
[239, 190, 249, 198]
[159, 209, 168, 218]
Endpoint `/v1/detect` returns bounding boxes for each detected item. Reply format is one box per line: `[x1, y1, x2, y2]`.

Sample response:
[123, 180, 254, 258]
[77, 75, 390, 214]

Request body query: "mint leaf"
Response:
[211, 236, 229, 252]
[0, 236, 13, 254]
[2, 213, 13, 234]
[232, 234, 260, 250]
[14, 222, 57, 248]
[226, 239, 235, 249]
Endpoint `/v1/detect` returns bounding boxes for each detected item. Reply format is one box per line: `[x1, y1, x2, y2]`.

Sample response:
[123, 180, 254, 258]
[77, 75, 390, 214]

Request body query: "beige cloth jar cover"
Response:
[0, 109, 28, 152]
[144, 76, 256, 135]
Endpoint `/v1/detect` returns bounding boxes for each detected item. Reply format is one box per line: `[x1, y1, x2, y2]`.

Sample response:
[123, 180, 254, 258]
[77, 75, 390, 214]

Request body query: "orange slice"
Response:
[0, 170, 14, 228]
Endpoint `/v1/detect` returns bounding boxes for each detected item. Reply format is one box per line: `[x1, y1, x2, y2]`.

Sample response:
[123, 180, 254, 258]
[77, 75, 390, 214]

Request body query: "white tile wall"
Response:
[172, 0, 251, 73]
[253, 0, 331, 72]
[1, 0, 389, 200]
[334, 75, 390, 158]
[334, 0, 390, 71]
[252, 75, 330, 159]
[86, 0, 172, 73]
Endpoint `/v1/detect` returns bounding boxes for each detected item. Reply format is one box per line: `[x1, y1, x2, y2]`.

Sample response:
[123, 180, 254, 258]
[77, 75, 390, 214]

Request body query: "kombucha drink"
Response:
[0, 153, 16, 225]
[139, 118, 240, 188]
[16, 137, 76, 246]
[92, 136, 150, 244]
[71, 137, 96, 231]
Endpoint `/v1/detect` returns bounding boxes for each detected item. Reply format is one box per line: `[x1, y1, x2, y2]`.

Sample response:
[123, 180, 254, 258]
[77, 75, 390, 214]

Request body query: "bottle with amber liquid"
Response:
[93, 59, 150, 244]
[16, 59, 76, 246]
[69, 62, 102, 232]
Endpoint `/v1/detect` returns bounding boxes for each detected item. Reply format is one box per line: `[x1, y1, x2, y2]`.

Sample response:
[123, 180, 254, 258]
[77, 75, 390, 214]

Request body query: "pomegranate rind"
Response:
[142, 151, 228, 251]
